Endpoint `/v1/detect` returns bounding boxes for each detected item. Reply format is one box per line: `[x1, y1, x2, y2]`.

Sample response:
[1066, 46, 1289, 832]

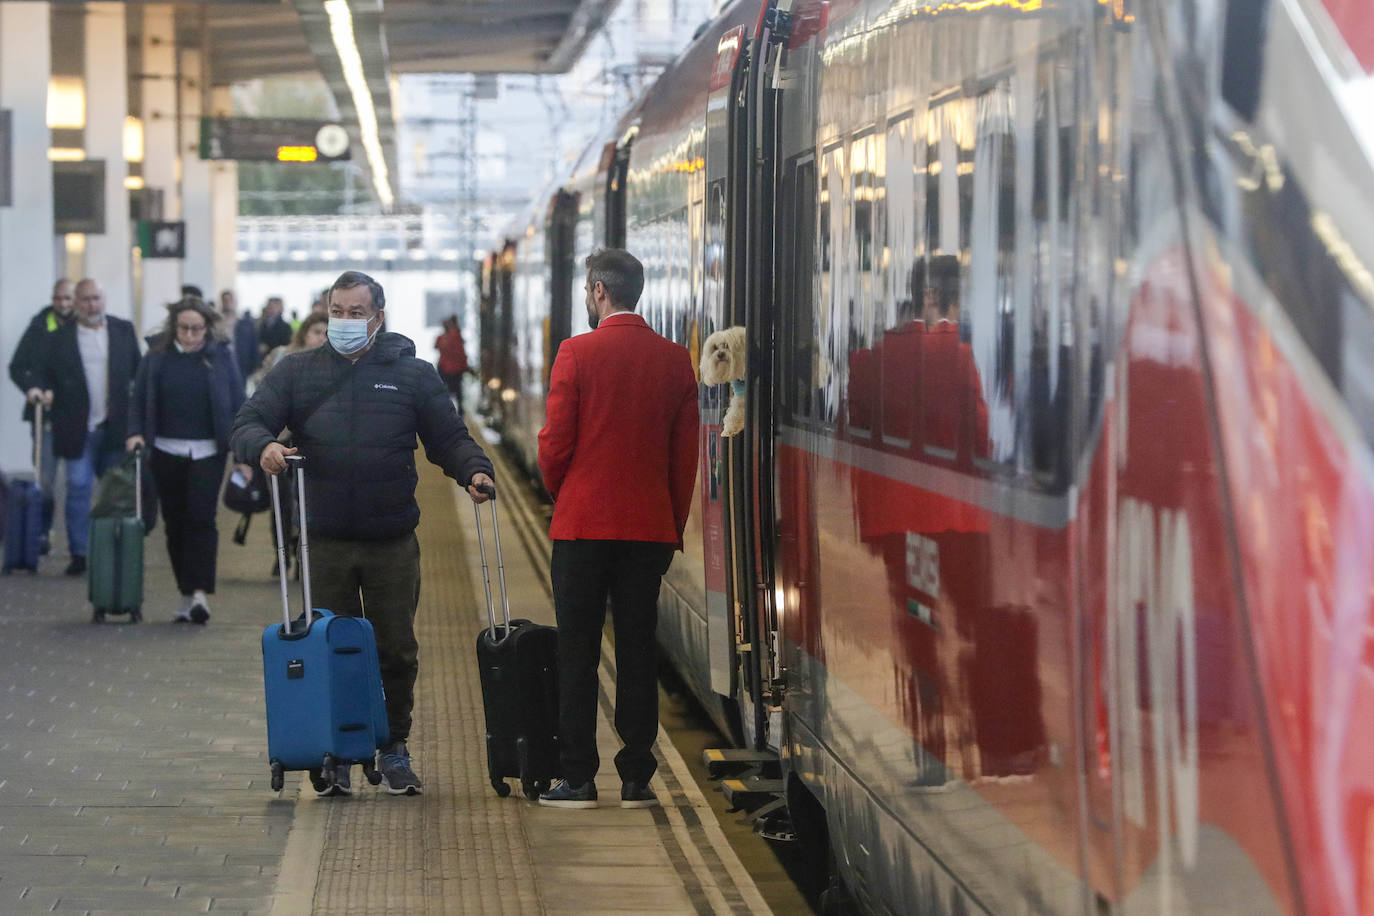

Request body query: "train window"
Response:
[780, 155, 817, 424]
[879, 113, 918, 448]
[844, 131, 879, 439]
[924, 111, 942, 255]
[818, 143, 845, 428]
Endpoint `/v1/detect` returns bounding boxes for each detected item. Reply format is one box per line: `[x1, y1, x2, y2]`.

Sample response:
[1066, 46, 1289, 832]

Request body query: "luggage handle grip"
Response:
[470, 485, 511, 641]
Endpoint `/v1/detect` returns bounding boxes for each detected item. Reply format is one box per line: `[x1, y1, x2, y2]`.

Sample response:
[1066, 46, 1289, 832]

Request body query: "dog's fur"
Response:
[700, 326, 747, 437]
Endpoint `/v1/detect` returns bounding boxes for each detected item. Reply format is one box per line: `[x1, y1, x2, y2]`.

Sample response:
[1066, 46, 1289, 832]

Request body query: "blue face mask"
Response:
[328, 316, 377, 355]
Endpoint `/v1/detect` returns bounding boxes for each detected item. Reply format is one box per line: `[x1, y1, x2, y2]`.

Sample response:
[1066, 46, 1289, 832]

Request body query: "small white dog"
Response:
[700, 326, 747, 437]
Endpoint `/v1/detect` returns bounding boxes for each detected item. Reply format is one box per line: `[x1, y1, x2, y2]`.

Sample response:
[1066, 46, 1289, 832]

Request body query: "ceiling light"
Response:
[323, 0, 394, 209]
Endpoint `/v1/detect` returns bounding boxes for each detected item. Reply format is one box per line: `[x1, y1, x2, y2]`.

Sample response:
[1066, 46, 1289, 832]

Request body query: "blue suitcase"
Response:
[3, 407, 45, 574]
[2, 478, 42, 573]
[262, 456, 388, 793]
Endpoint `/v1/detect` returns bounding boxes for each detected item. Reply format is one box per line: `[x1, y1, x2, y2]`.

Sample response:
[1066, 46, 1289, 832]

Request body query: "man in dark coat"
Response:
[220, 289, 260, 384]
[7, 279, 76, 552]
[535, 248, 699, 809]
[31, 279, 141, 575]
[231, 270, 495, 798]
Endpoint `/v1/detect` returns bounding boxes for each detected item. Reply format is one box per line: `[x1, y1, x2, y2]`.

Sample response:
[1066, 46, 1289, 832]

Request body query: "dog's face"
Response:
[700, 326, 746, 385]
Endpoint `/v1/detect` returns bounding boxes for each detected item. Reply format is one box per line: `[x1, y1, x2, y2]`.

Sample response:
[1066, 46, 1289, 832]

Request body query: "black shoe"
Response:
[538, 780, 598, 809]
[65, 556, 86, 576]
[188, 601, 210, 625]
[620, 782, 659, 809]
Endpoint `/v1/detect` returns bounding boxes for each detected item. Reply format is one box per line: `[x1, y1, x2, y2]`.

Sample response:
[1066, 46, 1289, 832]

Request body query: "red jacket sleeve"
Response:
[669, 370, 700, 547]
[537, 344, 579, 500]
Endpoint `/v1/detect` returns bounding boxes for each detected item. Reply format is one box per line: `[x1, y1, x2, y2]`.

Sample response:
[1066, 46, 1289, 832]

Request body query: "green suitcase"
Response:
[89, 449, 145, 623]
[89, 517, 144, 622]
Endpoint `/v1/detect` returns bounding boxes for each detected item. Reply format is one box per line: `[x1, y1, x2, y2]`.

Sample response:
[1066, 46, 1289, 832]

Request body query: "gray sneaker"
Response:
[378, 741, 423, 796]
[316, 764, 351, 798]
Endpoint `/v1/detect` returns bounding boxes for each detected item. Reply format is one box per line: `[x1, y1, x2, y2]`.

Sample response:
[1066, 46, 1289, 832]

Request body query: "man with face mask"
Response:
[31, 279, 141, 575]
[7, 280, 77, 554]
[231, 270, 495, 798]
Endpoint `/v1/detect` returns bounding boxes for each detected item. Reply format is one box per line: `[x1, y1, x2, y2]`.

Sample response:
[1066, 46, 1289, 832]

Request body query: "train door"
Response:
[700, 24, 748, 726]
[704, 0, 790, 751]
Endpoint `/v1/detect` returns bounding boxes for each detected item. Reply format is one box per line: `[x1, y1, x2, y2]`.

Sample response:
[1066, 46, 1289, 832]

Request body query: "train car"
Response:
[483, 0, 1374, 911]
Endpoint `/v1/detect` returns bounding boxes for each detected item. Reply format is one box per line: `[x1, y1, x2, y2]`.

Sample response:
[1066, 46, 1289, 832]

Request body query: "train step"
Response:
[722, 775, 785, 810]
[702, 747, 781, 780]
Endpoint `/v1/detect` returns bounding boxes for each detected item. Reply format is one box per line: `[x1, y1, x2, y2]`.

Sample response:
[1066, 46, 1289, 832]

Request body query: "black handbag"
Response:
[224, 464, 271, 515]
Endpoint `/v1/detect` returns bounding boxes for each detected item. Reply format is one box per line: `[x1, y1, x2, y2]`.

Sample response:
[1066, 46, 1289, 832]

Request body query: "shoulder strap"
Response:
[294, 369, 350, 433]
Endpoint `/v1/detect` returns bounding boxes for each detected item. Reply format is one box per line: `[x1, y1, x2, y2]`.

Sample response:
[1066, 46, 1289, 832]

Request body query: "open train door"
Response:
[704, 0, 791, 752]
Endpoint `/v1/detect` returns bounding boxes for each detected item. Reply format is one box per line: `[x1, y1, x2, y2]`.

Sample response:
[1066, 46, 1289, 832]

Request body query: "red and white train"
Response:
[479, 0, 1374, 910]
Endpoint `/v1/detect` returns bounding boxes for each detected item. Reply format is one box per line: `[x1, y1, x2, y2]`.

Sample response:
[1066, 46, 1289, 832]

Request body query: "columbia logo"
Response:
[374, 383, 399, 391]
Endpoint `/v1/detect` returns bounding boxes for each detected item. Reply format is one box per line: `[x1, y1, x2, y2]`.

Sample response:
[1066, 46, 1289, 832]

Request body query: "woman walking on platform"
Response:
[126, 297, 247, 623]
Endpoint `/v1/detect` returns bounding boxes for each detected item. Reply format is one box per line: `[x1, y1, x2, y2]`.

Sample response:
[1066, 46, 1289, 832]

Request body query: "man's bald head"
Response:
[51, 280, 73, 317]
[74, 279, 106, 327]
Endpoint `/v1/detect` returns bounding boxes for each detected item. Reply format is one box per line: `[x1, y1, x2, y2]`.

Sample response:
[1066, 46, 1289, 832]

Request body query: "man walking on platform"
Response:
[536, 249, 699, 809]
[31, 279, 140, 575]
[220, 289, 260, 385]
[231, 270, 496, 798]
[8, 279, 76, 555]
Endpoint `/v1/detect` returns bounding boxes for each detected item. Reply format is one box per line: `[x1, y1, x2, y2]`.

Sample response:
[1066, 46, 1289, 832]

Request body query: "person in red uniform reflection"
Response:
[920, 255, 989, 462]
[536, 248, 700, 809]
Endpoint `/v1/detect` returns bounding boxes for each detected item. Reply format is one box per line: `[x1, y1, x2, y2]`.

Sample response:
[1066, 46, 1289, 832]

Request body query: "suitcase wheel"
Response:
[308, 768, 329, 793]
[270, 760, 285, 793]
[91, 609, 105, 624]
[491, 778, 511, 798]
[129, 608, 142, 624]
[362, 759, 382, 786]
[521, 778, 547, 801]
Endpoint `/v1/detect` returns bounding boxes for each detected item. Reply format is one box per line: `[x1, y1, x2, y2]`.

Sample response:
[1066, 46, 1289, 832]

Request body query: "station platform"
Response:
[0, 454, 778, 914]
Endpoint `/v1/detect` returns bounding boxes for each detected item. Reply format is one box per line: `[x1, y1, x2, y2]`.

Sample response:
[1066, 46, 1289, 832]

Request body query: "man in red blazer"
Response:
[536, 248, 699, 809]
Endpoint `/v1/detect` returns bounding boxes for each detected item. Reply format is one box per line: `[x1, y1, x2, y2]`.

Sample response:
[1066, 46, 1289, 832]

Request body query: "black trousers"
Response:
[310, 532, 422, 743]
[150, 449, 223, 595]
[550, 538, 674, 786]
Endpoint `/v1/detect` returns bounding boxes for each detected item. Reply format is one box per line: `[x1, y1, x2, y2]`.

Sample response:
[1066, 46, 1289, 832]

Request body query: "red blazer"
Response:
[538, 312, 700, 546]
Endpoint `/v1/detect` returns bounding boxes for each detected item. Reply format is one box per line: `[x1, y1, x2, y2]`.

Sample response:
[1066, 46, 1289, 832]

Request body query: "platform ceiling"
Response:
[181, 0, 616, 86]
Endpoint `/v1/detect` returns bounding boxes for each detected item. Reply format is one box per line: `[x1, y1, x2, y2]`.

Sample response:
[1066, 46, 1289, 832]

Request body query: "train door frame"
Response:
[606, 133, 633, 249]
[722, 0, 791, 751]
[545, 189, 579, 392]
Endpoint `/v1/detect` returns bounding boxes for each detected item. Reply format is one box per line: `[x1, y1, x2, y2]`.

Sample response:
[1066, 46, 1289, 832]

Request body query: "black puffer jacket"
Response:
[230, 332, 493, 540]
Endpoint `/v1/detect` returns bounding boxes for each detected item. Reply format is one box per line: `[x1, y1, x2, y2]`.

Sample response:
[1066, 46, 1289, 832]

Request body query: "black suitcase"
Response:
[471, 487, 561, 800]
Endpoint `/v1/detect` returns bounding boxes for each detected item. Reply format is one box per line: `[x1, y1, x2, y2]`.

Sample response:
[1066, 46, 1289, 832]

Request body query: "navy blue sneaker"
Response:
[620, 782, 658, 809]
[379, 741, 423, 796]
[538, 780, 598, 809]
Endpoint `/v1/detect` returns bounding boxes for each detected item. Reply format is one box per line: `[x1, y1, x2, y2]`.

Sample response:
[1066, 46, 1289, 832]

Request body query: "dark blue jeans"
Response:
[65, 426, 122, 557]
[550, 538, 674, 787]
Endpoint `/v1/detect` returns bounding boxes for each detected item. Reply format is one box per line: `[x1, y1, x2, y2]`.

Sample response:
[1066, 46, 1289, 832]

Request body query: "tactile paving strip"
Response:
[311, 467, 542, 914]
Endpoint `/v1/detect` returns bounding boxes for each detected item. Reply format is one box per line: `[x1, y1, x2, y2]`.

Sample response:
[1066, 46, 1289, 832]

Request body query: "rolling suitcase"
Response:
[3, 404, 45, 574]
[472, 485, 562, 799]
[261, 455, 389, 793]
[88, 446, 145, 623]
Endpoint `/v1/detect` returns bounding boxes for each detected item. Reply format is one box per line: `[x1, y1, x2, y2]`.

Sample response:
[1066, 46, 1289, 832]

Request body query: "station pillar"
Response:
[139, 3, 180, 327]
[180, 47, 213, 300]
[210, 87, 238, 304]
[83, 2, 132, 322]
[0, 3, 56, 474]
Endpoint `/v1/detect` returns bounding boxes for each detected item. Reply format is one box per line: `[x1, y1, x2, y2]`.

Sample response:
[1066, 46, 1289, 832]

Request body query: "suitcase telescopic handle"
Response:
[471, 483, 511, 641]
[132, 445, 142, 522]
[32, 402, 42, 482]
[268, 455, 311, 633]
